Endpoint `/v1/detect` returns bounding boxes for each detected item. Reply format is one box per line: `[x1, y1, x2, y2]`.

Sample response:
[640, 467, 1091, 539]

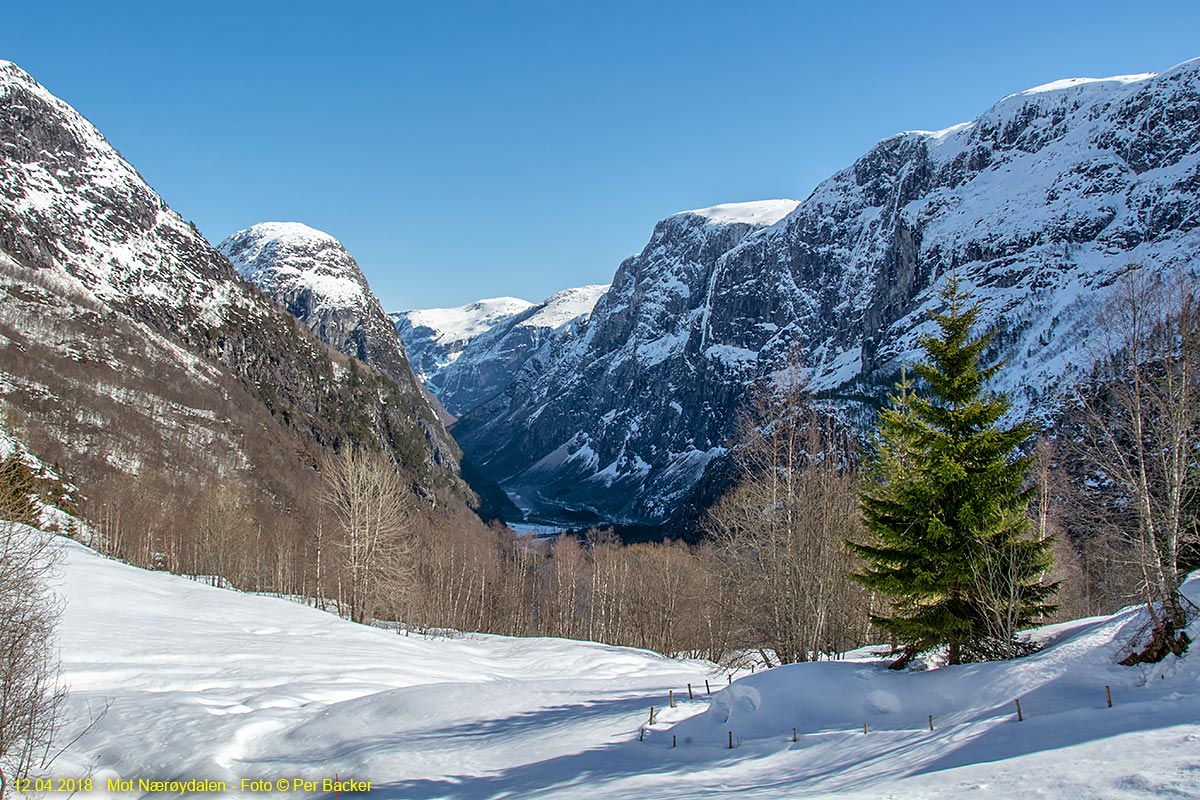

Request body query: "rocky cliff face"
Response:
[452, 202, 799, 523]
[455, 60, 1200, 526]
[218, 223, 460, 466]
[0, 60, 465, 506]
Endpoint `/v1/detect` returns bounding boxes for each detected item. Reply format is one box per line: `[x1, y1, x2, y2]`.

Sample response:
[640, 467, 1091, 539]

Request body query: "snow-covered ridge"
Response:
[396, 284, 610, 417]
[399, 297, 535, 347]
[674, 199, 799, 227]
[520, 284, 610, 330]
[0, 60, 213, 309]
[1014, 71, 1158, 97]
[899, 63, 1190, 149]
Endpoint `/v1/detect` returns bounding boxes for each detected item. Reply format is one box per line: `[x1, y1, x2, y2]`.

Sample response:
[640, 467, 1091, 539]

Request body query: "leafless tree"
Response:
[320, 448, 417, 625]
[1072, 265, 1200, 661]
[705, 366, 869, 663]
[0, 457, 65, 782]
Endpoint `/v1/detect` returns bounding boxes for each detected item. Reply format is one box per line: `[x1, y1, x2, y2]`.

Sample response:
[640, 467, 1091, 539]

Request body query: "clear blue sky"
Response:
[4, 1, 1199, 310]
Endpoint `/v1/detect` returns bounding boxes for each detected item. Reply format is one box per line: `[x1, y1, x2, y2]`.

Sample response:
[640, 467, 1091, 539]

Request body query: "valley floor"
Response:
[39, 538, 1200, 799]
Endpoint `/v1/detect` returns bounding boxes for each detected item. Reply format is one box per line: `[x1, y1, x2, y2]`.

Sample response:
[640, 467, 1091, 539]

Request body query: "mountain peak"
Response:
[233, 221, 340, 247]
[219, 222, 366, 312]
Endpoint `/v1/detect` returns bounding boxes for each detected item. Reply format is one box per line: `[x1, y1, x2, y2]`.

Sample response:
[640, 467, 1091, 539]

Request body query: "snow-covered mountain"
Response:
[455, 60, 1200, 526]
[217, 222, 460, 465]
[392, 297, 535, 387]
[398, 285, 610, 417]
[0, 61, 464, 506]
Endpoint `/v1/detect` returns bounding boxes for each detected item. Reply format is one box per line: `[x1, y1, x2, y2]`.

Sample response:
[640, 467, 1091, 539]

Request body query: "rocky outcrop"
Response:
[455, 60, 1200, 526]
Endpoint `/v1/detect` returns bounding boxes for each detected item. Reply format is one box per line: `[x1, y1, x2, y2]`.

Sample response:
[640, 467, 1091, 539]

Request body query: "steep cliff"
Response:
[455, 60, 1200, 525]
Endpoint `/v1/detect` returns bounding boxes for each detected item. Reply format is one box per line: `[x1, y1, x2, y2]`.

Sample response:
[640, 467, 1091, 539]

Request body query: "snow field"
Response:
[45, 538, 716, 798]
[39, 536, 1200, 798]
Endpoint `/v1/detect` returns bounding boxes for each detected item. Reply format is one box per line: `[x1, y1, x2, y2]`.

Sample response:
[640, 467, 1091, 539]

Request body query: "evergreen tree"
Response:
[854, 275, 1056, 666]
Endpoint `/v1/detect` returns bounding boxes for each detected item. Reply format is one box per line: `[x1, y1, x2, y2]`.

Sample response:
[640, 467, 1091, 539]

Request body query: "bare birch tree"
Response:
[320, 448, 416, 625]
[1072, 265, 1200, 661]
[705, 368, 868, 663]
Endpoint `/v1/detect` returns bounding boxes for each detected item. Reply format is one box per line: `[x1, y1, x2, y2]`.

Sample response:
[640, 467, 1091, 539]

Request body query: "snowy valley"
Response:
[41, 534, 1200, 799]
[2, 27, 1200, 800]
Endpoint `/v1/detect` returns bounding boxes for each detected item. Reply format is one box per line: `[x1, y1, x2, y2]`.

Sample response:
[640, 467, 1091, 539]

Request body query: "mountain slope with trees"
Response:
[0, 60, 476, 579]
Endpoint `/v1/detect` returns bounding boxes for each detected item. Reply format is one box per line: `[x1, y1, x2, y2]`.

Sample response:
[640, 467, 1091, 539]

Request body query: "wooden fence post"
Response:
[728, 673, 732, 685]
[672, 735, 677, 748]
[863, 722, 868, 734]
[928, 715, 934, 731]
[728, 730, 734, 749]
[1014, 698, 1023, 722]
[639, 728, 644, 742]
[791, 727, 797, 742]
[705, 679, 711, 695]
[669, 690, 675, 708]
[688, 683, 694, 700]
[1106, 685, 1113, 708]
[649, 706, 656, 725]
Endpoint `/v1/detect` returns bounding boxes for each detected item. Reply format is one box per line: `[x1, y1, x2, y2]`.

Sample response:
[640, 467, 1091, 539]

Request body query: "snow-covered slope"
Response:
[0, 60, 462, 504]
[397, 285, 609, 417]
[392, 297, 535, 384]
[218, 223, 461, 469]
[456, 59, 1200, 525]
[47, 535, 1200, 799]
[48, 536, 711, 796]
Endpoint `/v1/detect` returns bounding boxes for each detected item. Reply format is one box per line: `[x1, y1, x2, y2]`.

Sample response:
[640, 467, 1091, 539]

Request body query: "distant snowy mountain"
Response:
[396, 285, 610, 417]
[455, 59, 1200, 526]
[0, 60, 464, 507]
[218, 222, 460, 467]
[392, 297, 534, 387]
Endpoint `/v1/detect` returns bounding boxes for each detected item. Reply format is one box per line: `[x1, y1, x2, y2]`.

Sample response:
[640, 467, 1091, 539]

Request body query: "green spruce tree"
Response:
[854, 275, 1056, 667]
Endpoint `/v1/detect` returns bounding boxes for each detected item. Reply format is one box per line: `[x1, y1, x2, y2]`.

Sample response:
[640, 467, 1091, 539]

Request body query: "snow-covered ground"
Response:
[40, 538, 1200, 799]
